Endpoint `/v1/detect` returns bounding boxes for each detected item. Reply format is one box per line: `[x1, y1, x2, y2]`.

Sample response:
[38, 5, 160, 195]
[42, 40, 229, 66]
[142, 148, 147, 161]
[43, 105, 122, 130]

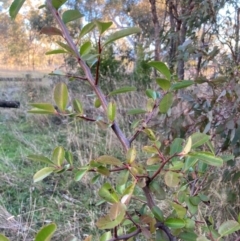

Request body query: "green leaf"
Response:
[107, 102, 116, 122]
[127, 108, 146, 115]
[73, 99, 83, 114]
[189, 196, 201, 206]
[51, 0, 67, 9]
[170, 202, 187, 218]
[9, 0, 26, 20]
[96, 202, 126, 229]
[165, 218, 185, 229]
[170, 138, 184, 155]
[180, 137, 192, 155]
[62, 10, 84, 24]
[188, 152, 223, 167]
[164, 171, 181, 187]
[29, 103, 56, 114]
[95, 21, 112, 35]
[80, 41, 92, 56]
[152, 206, 164, 222]
[142, 146, 158, 154]
[97, 166, 110, 176]
[40, 27, 63, 37]
[171, 80, 194, 91]
[104, 27, 141, 46]
[65, 151, 73, 166]
[148, 61, 171, 80]
[52, 146, 65, 166]
[159, 93, 174, 113]
[100, 231, 111, 241]
[45, 49, 67, 55]
[218, 220, 240, 237]
[156, 229, 170, 241]
[79, 22, 96, 38]
[27, 155, 54, 165]
[56, 41, 75, 54]
[143, 128, 156, 141]
[121, 182, 135, 204]
[75, 167, 89, 181]
[191, 133, 210, 149]
[149, 181, 166, 200]
[156, 78, 171, 91]
[146, 89, 157, 100]
[108, 86, 136, 96]
[185, 196, 198, 215]
[33, 167, 55, 182]
[116, 170, 129, 186]
[184, 156, 198, 171]
[54, 83, 68, 111]
[94, 98, 101, 108]
[34, 223, 57, 241]
[96, 155, 122, 166]
[179, 232, 197, 241]
[98, 183, 119, 203]
[0, 234, 10, 241]
[196, 236, 211, 241]
[126, 147, 137, 164]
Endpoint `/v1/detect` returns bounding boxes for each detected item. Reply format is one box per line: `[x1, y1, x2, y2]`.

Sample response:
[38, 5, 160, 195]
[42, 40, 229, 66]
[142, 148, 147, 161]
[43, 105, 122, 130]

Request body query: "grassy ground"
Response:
[0, 76, 111, 240]
[0, 71, 240, 240]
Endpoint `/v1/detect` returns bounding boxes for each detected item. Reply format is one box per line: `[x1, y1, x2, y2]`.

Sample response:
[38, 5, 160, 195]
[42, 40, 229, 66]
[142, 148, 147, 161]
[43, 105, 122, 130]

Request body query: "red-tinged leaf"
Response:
[96, 203, 126, 229]
[33, 167, 55, 183]
[62, 9, 84, 24]
[96, 155, 122, 166]
[54, 83, 69, 111]
[9, 0, 26, 19]
[40, 27, 63, 36]
[52, 146, 65, 166]
[34, 223, 57, 241]
[148, 61, 171, 80]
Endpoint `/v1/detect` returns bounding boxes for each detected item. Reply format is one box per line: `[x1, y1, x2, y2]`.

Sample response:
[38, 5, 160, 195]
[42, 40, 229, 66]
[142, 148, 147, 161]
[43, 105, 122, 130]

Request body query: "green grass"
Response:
[1, 78, 240, 241]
